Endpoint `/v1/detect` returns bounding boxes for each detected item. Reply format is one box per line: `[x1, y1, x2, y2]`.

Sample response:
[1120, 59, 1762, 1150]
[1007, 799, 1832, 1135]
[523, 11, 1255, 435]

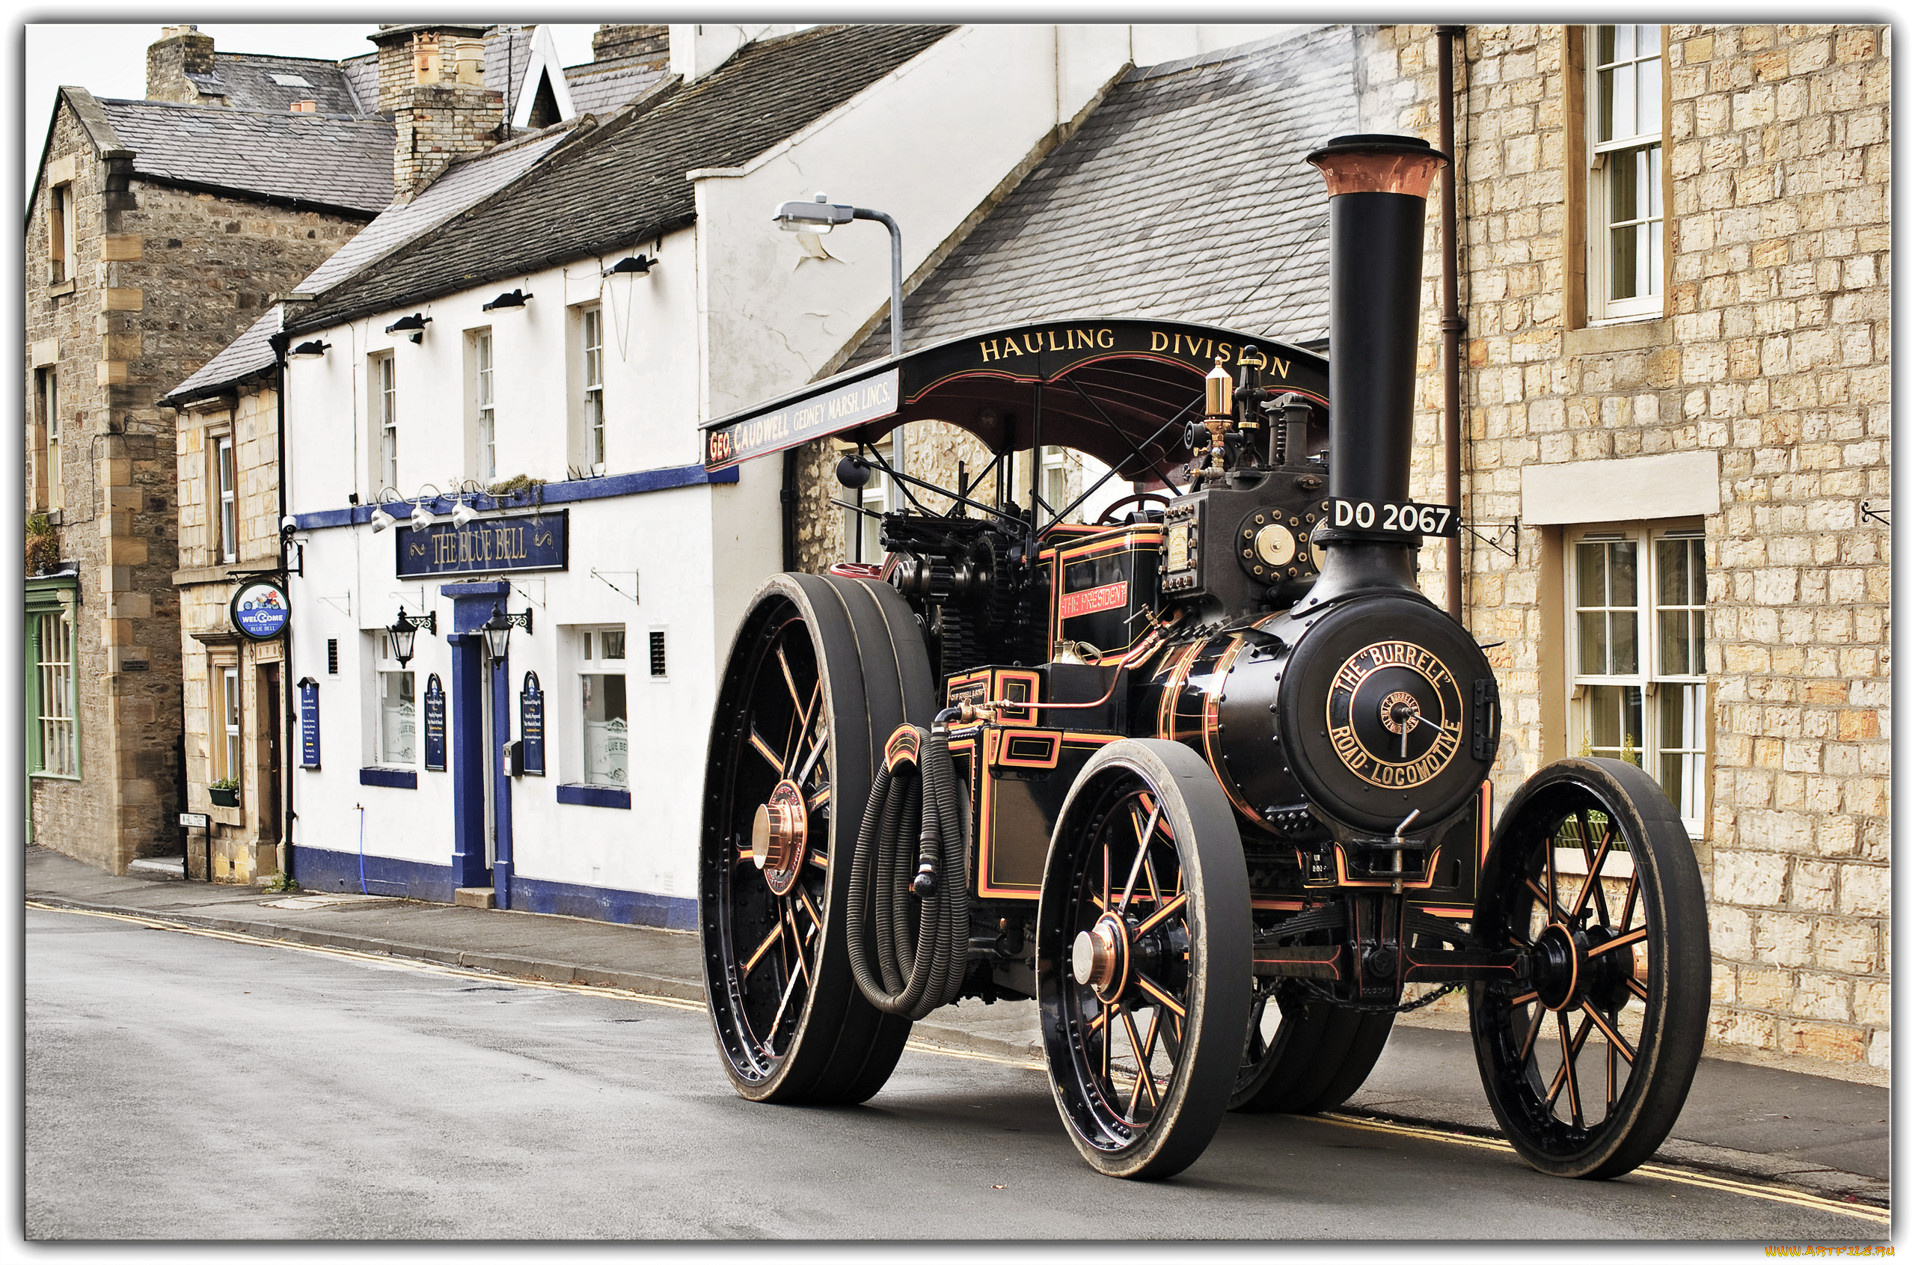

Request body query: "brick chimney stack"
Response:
[146, 24, 219, 103]
[591, 24, 670, 67]
[370, 24, 504, 202]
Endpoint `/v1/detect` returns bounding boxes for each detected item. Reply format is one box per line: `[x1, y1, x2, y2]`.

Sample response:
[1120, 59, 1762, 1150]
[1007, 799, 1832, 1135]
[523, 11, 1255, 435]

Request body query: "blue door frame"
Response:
[441, 581, 514, 906]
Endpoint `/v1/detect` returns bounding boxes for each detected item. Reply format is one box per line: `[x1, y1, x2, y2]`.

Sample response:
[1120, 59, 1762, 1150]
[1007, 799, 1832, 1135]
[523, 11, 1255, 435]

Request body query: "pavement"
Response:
[26, 845, 1890, 1208]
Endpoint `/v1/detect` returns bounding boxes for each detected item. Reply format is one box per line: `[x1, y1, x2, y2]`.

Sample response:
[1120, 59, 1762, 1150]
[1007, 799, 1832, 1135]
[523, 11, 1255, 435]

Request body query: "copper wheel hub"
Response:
[751, 779, 808, 897]
[1072, 914, 1131, 1002]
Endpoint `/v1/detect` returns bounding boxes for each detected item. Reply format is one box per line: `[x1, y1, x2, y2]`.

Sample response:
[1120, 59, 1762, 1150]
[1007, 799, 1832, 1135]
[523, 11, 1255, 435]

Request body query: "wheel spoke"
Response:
[747, 727, 783, 773]
[741, 923, 783, 975]
[785, 901, 812, 987]
[1524, 876, 1573, 925]
[1132, 891, 1188, 936]
[1587, 927, 1647, 958]
[807, 785, 831, 812]
[1624, 976, 1649, 1002]
[1116, 798, 1158, 912]
[1620, 871, 1641, 933]
[1576, 809, 1614, 928]
[793, 716, 829, 787]
[1121, 1007, 1161, 1117]
[1516, 996, 1546, 1063]
[1581, 1001, 1636, 1064]
[766, 958, 805, 1037]
[1134, 972, 1186, 1019]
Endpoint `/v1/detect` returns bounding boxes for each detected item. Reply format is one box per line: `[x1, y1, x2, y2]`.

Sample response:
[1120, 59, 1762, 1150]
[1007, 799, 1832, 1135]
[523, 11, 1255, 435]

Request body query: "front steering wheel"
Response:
[1095, 492, 1172, 525]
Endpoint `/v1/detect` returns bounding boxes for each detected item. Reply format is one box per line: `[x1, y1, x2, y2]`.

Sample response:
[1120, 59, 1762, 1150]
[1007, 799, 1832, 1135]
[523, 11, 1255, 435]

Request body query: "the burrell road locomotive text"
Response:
[696, 135, 1709, 1181]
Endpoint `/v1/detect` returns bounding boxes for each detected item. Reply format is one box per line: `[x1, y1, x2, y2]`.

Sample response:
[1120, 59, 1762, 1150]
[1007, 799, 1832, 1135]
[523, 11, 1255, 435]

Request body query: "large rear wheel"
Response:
[698, 574, 931, 1104]
[1037, 740, 1251, 1179]
[1468, 758, 1709, 1179]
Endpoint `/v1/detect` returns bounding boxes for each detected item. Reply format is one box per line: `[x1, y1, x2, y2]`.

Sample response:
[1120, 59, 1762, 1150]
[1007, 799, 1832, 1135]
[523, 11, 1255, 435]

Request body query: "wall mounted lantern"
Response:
[388, 606, 438, 669]
[481, 289, 531, 312]
[603, 254, 653, 277]
[289, 340, 330, 359]
[480, 602, 533, 660]
[384, 313, 431, 344]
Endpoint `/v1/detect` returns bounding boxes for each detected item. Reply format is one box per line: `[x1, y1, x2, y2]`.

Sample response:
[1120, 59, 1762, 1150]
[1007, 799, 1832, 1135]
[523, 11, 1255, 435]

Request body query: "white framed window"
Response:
[210, 663, 241, 783]
[49, 183, 74, 285]
[32, 609, 77, 777]
[1586, 24, 1663, 322]
[1040, 446, 1071, 522]
[580, 305, 605, 470]
[473, 328, 496, 482]
[375, 634, 417, 765]
[214, 434, 237, 563]
[579, 626, 628, 787]
[37, 368, 61, 512]
[371, 352, 397, 492]
[1567, 522, 1706, 833]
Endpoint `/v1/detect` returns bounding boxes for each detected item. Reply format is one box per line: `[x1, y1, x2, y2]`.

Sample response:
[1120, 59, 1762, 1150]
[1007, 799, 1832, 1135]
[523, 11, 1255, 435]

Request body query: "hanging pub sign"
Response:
[298, 678, 321, 769]
[397, 509, 568, 579]
[519, 672, 545, 776]
[423, 674, 447, 772]
[230, 577, 291, 641]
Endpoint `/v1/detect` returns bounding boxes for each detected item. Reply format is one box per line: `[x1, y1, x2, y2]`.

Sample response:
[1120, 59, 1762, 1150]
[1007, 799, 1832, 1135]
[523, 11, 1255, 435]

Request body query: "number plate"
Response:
[1328, 499, 1460, 538]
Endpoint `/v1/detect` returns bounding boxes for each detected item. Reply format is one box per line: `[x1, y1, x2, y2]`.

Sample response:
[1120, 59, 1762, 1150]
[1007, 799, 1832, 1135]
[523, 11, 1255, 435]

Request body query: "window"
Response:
[581, 305, 605, 469]
[1568, 523, 1706, 832]
[49, 183, 74, 285]
[211, 664, 241, 783]
[1040, 446, 1070, 521]
[375, 634, 416, 765]
[472, 329, 496, 482]
[36, 368, 61, 512]
[1586, 24, 1663, 321]
[32, 609, 77, 777]
[371, 352, 397, 492]
[214, 434, 237, 563]
[579, 627, 628, 787]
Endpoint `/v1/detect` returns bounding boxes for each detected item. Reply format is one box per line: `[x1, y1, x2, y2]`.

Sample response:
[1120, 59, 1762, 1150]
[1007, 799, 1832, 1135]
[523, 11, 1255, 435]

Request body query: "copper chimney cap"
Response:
[1306, 133, 1450, 200]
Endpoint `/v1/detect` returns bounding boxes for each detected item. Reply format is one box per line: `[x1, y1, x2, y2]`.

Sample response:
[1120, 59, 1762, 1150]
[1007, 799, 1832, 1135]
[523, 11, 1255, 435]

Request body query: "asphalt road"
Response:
[26, 906, 1888, 1242]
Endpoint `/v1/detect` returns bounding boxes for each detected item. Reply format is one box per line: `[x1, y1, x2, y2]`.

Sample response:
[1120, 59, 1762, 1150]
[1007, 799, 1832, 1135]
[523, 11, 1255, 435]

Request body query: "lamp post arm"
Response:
[853, 207, 904, 359]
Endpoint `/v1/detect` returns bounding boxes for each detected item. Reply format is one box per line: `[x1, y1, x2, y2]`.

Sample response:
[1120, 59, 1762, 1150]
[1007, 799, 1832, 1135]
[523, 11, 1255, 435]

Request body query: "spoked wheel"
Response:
[1232, 982, 1394, 1113]
[1038, 740, 1251, 1179]
[699, 574, 931, 1104]
[1469, 757, 1709, 1179]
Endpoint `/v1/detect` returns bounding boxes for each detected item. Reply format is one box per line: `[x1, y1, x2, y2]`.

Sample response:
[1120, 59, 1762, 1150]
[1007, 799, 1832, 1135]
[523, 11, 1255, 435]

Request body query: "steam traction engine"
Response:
[697, 135, 1709, 1181]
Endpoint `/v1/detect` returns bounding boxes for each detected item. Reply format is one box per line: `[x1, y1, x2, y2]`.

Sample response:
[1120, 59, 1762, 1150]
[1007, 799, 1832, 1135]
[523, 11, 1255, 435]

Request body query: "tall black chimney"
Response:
[1300, 133, 1448, 606]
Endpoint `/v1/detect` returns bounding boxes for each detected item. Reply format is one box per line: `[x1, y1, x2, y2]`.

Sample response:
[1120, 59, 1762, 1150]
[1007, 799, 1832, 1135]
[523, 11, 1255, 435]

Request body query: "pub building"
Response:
[204, 23, 1195, 921]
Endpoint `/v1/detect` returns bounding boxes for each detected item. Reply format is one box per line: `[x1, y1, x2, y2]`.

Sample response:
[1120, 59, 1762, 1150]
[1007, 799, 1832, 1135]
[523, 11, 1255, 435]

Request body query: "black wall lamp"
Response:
[480, 602, 533, 660]
[385, 313, 431, 343]
[387, 606, 438, 668]
[603, 254, 653, 276]
[482, 289, 532, 311]
[289, 339, 330, 359]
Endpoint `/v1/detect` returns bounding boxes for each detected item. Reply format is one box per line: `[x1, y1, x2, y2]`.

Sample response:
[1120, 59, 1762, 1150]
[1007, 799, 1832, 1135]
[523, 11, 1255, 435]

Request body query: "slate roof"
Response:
[843, 27, 1357, 368]
[564, 54, 671, 116]
[339, 53, 380, 115]
[164, 308, 283, 405]
[95, 96, 395, 215]
[187, 52, 370, 115]
[163, 122, 581, 404]
[285, 23, 955, 335]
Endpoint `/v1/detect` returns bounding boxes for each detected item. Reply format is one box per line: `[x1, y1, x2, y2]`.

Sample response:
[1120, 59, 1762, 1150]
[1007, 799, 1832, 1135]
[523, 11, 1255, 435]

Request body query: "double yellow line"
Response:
[32, 900, 1890, 1228]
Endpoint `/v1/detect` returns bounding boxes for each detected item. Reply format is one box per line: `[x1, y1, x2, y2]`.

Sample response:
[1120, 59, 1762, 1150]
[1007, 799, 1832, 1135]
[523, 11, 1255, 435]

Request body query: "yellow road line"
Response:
[904, 1039, 1044, 1070]
[1320, 1112, 1890, 1227]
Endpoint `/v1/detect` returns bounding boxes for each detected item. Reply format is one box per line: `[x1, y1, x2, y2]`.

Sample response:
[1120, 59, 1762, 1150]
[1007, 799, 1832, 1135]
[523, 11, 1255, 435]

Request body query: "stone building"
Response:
[783, 25, 1891, 1074]
[24, 47, 393, 875]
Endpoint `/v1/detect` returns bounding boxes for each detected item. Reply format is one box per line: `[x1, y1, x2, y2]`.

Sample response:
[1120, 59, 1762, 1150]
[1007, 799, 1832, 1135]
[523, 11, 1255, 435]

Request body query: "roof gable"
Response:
[843, 27, 1357, 368]
[287, 23, 955, 333]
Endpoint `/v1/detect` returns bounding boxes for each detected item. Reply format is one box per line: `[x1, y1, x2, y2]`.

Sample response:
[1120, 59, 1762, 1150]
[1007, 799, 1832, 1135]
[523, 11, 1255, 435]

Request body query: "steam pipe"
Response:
[1438, 27, 1466, 620]
[1300, 133, 1449, 607]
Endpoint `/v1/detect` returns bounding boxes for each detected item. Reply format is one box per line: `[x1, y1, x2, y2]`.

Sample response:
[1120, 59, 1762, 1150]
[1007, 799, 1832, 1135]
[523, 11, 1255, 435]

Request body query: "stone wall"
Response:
[145, 27, 217, 104]
[1359, 23, 1890, 1070]
[25, 95, 370, 875]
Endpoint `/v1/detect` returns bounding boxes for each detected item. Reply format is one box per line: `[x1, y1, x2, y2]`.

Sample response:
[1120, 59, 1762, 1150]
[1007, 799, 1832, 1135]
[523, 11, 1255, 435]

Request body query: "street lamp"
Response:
[480, 602, 533, 661]
[387, 606, 437, 669]
[774, 192, 904, 358]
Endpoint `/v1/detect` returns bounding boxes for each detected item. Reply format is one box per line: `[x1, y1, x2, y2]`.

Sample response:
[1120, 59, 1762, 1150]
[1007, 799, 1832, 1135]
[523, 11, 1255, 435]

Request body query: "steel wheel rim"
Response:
[706, 600, 834, 1083]
[1476, 788, 1655, 1149]
[1054, 769, 1199, 1154]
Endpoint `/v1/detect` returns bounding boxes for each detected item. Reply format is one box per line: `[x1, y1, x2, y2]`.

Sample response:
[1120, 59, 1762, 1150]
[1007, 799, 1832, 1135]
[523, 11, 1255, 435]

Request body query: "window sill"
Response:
[29, 770, 81, 783]
[358, 766, 418, 789]
[47, 280, 76, 298]
[1565, 317, 1669, 357]
[557, 784, 630, 810]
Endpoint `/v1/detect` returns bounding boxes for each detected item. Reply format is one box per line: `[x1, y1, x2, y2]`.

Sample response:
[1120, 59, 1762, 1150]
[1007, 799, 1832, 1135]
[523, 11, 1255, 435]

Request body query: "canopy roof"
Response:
[703, 317, 1328, 483]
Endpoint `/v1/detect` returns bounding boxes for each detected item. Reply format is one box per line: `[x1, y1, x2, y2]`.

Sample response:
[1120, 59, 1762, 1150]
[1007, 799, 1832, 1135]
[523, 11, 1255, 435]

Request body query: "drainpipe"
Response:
[276, 353, 297, 880]
[1438, 25, 1465, 621]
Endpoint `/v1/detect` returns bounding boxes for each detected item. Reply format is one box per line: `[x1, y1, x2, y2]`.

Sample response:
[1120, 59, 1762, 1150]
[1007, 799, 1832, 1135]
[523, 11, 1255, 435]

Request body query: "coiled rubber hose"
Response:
[847, 725, 970, 1018]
